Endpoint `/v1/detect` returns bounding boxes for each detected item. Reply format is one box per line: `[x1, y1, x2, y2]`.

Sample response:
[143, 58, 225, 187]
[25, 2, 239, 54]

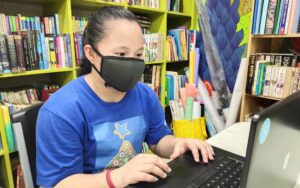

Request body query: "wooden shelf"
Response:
[252, 34, 300, 38]
[245, 94, 282, 101]
[0, 68, 74, 78]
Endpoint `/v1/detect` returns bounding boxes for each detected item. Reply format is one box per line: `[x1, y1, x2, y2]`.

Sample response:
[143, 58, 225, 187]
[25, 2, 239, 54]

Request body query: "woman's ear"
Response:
[84, 44, 99, 66]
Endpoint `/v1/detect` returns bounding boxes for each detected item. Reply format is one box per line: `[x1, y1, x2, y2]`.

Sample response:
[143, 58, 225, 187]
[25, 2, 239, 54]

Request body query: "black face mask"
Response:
[90, 45, 145, 92]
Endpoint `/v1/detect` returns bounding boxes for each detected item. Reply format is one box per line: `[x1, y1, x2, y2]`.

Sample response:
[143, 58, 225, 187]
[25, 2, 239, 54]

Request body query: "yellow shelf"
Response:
[0, 68, 74, 78]
[0, 150, 4, 156]
[145, 61, 164, 65]
[127, 5, 165, 14]
[72, 0, 126, 7]
[166, 60, 189, 63]
[167, 11, 191, 18]
[252, 34, 300, 38]
[245, 94, 282, 101]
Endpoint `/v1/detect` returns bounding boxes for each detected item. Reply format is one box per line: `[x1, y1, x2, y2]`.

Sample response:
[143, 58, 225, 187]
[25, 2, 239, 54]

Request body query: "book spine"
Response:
[55, 36, 62, 68]
[14, 34, 27, 72]
[65, 34, 72, 68]
[246, 55, 256, 94]
[263, 65, 272, 96]
[6, 35, 18, 73]
[44, 37, 50, 69]
[273, 0, 283, 33]
[265, 0, 278, 34]
[40, 32, 48, 69]
[0, 34, 11, 73]
[35, 30, 44, 70]
[279, 0, 289, 34]
[20, 31, 30, 70]
[47, 35, 57, 68]
[31, 30, 39, 69]
[259, 0, 270, 34]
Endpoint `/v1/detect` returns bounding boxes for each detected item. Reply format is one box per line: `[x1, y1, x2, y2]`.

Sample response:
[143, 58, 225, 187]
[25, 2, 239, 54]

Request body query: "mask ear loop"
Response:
[89, 44, 111, 88]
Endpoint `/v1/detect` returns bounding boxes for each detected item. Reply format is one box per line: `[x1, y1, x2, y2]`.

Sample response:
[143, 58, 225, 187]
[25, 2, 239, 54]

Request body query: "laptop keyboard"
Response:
[187, 157, 244, 188]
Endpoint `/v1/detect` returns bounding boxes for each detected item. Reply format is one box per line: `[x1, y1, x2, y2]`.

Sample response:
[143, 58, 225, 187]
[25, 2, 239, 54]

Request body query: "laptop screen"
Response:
[243, 92, 300, 188]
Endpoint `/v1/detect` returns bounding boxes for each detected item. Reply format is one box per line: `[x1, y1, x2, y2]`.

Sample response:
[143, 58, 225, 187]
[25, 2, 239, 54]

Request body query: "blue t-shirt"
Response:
[36, 76, 172, 187]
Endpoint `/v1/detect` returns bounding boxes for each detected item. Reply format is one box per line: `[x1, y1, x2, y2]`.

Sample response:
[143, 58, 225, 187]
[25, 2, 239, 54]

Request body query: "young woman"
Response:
[36, 6, 214, 188]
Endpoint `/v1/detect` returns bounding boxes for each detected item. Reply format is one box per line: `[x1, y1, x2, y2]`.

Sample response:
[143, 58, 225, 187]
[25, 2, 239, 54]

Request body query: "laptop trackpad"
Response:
[129, 154, 212, 188]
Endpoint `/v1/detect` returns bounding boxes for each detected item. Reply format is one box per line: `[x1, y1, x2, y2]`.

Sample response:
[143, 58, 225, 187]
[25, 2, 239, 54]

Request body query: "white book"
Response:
[284, 0, 293, 34]
[263, 65, 273, 96]
[270, 66, 279, 97]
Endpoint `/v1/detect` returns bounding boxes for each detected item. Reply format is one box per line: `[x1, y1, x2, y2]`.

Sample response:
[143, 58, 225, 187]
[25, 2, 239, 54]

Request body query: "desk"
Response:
[163, 122, 251, 163]
[207, 122, 250, 157]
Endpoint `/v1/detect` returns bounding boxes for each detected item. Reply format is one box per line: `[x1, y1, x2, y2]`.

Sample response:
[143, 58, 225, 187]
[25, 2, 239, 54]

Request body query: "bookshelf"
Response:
[0, 0, 197, 187]
[239, 0, 300, 121]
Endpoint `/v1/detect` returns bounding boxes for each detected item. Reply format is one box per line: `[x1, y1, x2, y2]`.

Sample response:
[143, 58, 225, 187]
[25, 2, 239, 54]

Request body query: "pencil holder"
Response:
[171, 117, 207, 140]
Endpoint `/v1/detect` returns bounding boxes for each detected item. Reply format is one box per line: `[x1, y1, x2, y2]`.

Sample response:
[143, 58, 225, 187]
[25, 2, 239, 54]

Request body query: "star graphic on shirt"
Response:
[113, 122, 131, 140]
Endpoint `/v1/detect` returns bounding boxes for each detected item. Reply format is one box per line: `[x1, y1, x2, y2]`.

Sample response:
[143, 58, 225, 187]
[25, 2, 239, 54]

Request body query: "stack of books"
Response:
[246, 53, 300, 98]
[135, 15, 151, 34]
[252, 0, 300, 34]
[143, 33, 164, 62]
[142, 65, 161, 96]
[72, 16, 88, 66]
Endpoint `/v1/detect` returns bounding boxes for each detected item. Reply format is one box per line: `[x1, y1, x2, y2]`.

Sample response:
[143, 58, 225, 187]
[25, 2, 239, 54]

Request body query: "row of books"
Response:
[143, 33, 163, 62]
[246, 53, 300, 98]
[252, 0, 300, 35]
[165, 71, 188, 106]
[136, 15, 151, 34]
[0, 13, 60, 35]
[167, 27, 193, 61]
[167, 0, 183, 12]
[142, 65, 161, 96]
[0, 88, 41, 106]
[72, 16, 88, 34]
[0, 31, 72, 74]
[127, 0, 159, 9]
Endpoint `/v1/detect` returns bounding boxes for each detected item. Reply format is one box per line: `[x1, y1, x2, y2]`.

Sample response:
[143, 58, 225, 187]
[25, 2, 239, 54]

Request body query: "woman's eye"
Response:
[136, 53, 143, 58]
[116, 52, 126, 56]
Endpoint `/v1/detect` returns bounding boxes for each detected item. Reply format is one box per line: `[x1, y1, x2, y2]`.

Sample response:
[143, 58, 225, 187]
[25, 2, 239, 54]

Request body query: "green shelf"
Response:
[72, 0, 126, 7]
[127, 5, 165, 15]
[145, 61, 164, 65]
[166, 60, 189, 63]
[167, 11, 191, 18]
[0, 68, 74, 78]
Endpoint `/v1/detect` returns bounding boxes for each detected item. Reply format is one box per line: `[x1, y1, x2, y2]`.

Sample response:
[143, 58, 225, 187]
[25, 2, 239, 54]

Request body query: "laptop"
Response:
[129, 91, 300, 188]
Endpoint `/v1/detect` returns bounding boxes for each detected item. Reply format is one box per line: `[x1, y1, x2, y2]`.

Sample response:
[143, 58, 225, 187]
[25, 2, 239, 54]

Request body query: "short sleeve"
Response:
[36, 107, 83, 187]
[145, 90, 172, 145]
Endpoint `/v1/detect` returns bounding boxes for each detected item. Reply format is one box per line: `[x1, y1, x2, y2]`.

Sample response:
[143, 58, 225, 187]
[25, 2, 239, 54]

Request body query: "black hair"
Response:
[80, 6, 139, 75]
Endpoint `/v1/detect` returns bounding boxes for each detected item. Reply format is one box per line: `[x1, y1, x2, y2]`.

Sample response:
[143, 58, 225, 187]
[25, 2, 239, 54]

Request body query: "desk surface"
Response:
[207, 122, 250, 157]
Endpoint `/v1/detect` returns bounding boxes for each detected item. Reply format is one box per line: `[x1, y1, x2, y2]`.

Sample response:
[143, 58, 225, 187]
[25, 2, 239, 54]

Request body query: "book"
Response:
[13, 35, 26, 72]
[246, 55, 256, 94]
[265, 0, 278, 34]
[259, 0, 270, 34]
[0, 34, 11, 73]
[6, 35, 18, 73]
[0, 104, 15, 152]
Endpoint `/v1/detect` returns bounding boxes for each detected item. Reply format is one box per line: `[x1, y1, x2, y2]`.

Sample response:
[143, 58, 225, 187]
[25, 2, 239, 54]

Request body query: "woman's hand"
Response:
[170, 138, 215, 163]
[111, 153, 171, 187]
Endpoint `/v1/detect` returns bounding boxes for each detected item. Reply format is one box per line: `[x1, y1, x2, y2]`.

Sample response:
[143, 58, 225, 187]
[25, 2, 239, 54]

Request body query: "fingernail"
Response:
[167, 168, 172, 172]
[163, 173, 167, 178]
[196, 158, 199, 162]
[154, 177, 158, 182]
